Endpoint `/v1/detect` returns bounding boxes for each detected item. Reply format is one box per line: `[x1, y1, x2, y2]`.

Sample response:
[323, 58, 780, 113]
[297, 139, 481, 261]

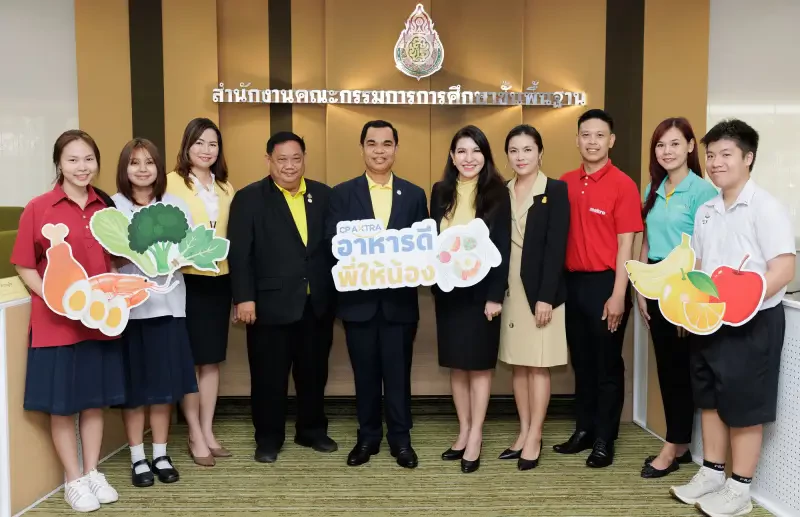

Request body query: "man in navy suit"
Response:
[326, 120, 429, 468]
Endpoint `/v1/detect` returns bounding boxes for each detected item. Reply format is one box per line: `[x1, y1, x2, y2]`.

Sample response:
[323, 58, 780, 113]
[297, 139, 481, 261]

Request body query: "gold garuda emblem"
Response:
[394, 3, 444, 81]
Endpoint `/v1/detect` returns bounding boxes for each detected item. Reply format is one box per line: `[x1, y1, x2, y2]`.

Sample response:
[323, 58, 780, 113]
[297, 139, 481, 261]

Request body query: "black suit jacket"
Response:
[228, 176, 334, 325]
[516, 177, 569, 310]
[429, 181, 511, 304]
[325, 173, 429, 323]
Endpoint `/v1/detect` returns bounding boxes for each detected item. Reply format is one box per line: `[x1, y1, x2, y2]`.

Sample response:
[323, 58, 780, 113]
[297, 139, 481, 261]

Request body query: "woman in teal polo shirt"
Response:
[637, 117, 718, 479]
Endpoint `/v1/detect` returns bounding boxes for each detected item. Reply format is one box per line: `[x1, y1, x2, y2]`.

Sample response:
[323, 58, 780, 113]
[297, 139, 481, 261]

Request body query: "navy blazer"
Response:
[325, 173, 429, 323]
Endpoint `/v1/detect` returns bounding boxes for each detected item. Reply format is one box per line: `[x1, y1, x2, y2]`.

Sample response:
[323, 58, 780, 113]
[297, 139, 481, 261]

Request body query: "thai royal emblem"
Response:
[394, 3, 444, 81]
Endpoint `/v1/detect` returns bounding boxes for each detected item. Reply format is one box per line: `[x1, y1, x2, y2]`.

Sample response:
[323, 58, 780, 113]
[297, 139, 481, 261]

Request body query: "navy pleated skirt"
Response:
[24, 339, 126, 416]
[119, 316, 198, 408]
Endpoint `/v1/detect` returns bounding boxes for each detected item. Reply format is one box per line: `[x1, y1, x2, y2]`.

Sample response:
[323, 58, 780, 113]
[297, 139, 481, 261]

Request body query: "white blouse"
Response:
[190, 172, 220, 226]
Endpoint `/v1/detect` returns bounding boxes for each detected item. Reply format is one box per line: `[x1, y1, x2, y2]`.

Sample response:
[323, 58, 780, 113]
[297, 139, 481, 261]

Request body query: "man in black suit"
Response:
[327, 120, 428, 468]
[228, 131, 337, 463]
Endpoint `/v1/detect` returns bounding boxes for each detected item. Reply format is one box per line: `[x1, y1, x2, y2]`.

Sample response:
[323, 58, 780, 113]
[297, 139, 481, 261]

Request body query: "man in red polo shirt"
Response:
[553, 109, 643, 468]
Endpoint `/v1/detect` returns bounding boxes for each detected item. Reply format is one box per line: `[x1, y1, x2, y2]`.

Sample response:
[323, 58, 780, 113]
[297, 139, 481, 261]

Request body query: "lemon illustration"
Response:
[683, 301, 726, 334]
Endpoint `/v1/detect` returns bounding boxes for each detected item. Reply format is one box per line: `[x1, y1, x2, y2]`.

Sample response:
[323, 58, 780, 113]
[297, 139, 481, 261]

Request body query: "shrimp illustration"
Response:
[89, 273, 177, 309]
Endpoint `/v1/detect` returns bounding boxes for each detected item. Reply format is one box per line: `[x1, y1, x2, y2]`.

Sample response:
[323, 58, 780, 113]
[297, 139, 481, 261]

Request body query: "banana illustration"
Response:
[625, 233, 695, 299]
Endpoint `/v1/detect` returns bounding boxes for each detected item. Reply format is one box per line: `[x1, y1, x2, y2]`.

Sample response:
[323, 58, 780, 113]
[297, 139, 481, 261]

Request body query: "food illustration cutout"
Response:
[89, 202, 229, 278]
[625, 233, 766, 335]
[41, 223, 178, 336]
[331, 218, 502, 292]
[433, 218, 501, 292]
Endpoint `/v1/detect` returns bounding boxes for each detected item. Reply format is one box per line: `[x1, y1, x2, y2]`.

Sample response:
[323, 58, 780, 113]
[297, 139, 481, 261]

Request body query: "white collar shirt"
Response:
[691, 179, 795, 310]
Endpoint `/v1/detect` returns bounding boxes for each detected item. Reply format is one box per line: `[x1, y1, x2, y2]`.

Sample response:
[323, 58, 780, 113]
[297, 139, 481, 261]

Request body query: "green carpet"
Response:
[27, 401, 772, 516]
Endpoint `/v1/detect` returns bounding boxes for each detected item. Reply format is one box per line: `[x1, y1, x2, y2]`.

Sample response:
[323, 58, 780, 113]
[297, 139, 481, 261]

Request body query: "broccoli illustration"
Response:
[128, 204, 190, 273]
[90, 202, 230, 277]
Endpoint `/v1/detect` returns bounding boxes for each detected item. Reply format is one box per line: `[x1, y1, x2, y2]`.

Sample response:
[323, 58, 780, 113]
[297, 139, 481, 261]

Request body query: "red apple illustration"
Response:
[710, 254, 765, 325]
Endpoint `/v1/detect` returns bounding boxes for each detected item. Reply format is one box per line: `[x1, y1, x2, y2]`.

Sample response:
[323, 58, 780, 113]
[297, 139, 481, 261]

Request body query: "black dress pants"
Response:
[565, 271, 631, 442]
[646, 297, 694, 444]
[343, 311, 417, 449]
[246, 299, 334, 449]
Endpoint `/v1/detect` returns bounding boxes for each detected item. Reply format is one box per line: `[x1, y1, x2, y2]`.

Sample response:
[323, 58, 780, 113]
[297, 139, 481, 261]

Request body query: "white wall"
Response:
[0, 0, 79, 208]
[707, 0, 800, 236]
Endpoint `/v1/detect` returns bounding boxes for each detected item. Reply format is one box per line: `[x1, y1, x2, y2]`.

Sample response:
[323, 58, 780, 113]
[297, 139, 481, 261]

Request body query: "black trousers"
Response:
[246, 299, 334, 448]
[565, 271, 631, 442]
[646, 297, 694, 444]
[343, 311, 417, 449]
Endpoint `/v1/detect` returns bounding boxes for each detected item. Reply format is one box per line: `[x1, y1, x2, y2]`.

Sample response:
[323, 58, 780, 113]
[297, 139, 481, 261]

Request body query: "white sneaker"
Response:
[695, 479, 753, 517]
[85, 469, 119, 504]
[670, 467, 726, 505]
[64, 478, 100, 513]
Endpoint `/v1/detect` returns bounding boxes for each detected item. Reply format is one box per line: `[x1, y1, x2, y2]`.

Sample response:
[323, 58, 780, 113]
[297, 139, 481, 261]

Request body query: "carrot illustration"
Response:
[42, 223, 90, 315]
[450, 236, 461, 252]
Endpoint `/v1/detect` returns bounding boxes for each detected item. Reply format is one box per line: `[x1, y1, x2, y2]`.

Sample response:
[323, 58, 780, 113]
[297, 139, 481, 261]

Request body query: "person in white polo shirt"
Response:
[670, 119, 795, 517]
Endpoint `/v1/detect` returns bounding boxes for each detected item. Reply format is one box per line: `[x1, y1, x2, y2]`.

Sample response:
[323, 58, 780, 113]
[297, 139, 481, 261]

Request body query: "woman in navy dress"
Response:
[12, 130, 125, 513]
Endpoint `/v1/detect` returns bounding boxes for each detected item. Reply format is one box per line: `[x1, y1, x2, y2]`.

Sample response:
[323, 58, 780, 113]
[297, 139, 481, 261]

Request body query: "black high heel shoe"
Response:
[517, 441, 543, 471]
[460, 444, 482, 473]
[498, 448, 522, 460]
[441, 447, 465, 460]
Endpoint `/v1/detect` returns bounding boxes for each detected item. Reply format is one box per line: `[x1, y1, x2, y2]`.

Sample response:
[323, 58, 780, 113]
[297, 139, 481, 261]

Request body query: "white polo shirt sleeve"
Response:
[754, 197, 795, 262]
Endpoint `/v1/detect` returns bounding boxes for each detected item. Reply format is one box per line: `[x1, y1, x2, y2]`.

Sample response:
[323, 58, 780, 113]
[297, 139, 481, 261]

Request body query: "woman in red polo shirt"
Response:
[12, 130, 124, 513]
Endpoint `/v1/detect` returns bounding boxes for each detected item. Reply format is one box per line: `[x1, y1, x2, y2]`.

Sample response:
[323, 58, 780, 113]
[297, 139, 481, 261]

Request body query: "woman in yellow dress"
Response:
[498, 124, 570, 470]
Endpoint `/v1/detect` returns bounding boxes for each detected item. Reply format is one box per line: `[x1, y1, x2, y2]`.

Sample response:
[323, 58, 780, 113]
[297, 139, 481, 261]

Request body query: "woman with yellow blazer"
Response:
[166, 117, 235, 466]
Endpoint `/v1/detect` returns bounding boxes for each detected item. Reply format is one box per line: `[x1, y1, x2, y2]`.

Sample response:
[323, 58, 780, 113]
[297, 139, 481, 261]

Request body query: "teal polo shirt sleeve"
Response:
[644, 172, 718, 261]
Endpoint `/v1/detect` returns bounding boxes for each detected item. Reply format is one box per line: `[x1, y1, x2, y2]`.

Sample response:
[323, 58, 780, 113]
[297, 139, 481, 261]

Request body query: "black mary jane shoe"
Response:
[131, 459, 155, 487]
[517, 441, 543, 471]
[498, 448, 522, 460]
[441, 447, 465, 461]
[641, 459, 679, 478]
[644, 450, 693, 466]
[151, 456, 180, 483]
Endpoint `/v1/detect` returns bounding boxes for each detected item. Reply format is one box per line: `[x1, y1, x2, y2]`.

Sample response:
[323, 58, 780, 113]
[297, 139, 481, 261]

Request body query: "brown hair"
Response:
[173, 117, 229, 192]
[642, 117, 703, 219]
[116, 138, 167, 205]
[52, 129, 101, 184]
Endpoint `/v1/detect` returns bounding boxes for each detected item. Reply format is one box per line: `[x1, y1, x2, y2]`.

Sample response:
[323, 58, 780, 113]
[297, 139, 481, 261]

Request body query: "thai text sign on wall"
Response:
[211, 81, 587, 109]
